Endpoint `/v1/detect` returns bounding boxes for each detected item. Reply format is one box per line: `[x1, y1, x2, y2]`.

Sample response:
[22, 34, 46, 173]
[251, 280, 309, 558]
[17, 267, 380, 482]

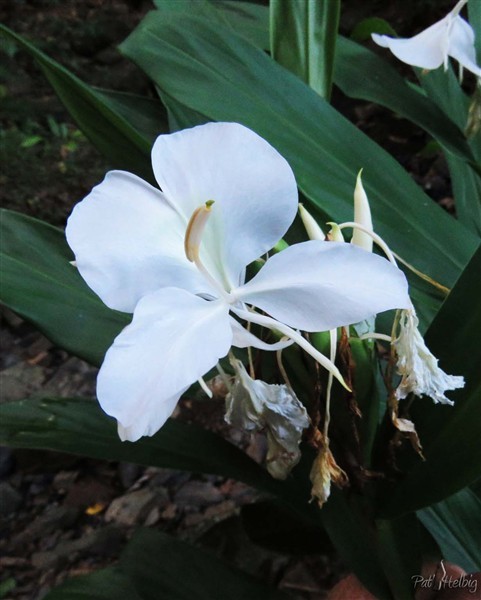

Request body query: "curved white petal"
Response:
[372, 18, 449, 69]
[97, 288, 232, 440]
[236, 241, 411, 332]
[66, 171, 212, 313]
[449, 17, 481, 77]
[151, 122, 298, 289]
[230, 317, 293, 351]
[117, 390, 187, 442]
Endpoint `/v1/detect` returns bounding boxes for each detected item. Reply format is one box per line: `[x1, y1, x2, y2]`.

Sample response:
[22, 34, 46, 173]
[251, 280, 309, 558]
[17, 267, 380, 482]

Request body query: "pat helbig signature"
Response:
[412, 560, 478, 594]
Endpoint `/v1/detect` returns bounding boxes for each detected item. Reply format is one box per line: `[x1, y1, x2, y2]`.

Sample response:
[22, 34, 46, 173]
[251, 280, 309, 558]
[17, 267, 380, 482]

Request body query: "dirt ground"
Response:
[0, 0, 457, 598]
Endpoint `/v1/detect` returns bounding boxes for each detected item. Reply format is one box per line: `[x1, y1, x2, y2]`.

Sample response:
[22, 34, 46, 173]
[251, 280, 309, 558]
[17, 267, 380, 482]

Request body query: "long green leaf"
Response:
[96, 89, 168, 143]
[381, 243, 481, 516]
[0, 396, 311, 516]
[0, 25, 163, 181]
[419, 68, 481, 235]
[320, 489, 392, 599]
[376, 515, 420, 600]
[270, 0, 340, 100]
[45, 528, 290, 600]
[119, 12, 478, 323]
[154, 0, 270, 50]
[0, 209, 128, 366]
[469, 1, 481, 63]
[417, 488, 481, 573]
[44, 568, 141, 600]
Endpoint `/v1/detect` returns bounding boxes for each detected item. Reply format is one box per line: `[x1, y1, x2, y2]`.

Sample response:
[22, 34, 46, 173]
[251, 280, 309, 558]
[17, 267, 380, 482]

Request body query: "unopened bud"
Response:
[298, 204, 325, 241]
[351, 170, 373, 252]
[326, 222, 345, 242]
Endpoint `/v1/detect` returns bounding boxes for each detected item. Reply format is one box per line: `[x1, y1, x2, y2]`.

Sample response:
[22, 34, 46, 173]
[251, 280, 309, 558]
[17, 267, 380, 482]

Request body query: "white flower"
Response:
[372, 0, 481, 78]
[225, 358, 309, 479]
[66, 122, 411, 441]
[393, 309, 465, 405]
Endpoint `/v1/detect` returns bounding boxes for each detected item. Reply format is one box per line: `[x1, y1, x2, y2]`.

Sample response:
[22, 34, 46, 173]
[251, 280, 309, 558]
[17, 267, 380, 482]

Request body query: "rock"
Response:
[174, 480, 224, 509]
[0, 481, 22, 516]
[57, 525, 124, 557]
[0, 363, 44, 403]
[31, 550, 64, 571]
[15, 505, 79, 544]
[143, 506, 161, 527]
[118, 462, 143, 490]
[150, 469, 189, 488]
[204, 500, 236, 521]
[52, 470, 78, 493]
[64, 477, 114, 509]
[105, 488, 164, 526]
[40, 358, 97, 398]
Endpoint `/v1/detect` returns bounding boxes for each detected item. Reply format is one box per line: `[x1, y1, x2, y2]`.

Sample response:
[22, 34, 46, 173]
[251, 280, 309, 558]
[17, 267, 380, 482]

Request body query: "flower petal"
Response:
[448, 17, 481, 77]
[151, 122, 298, 289]
[394, 309, 464, 405]
[225, 358, 309, 479]
[372, 17, 449, 70]
[236, 241, 411, 332]
[230, 317, 293, 351]
[117, 390, 187, 442]
[66, 171, 212, 313]
[97, 288, 232, 440]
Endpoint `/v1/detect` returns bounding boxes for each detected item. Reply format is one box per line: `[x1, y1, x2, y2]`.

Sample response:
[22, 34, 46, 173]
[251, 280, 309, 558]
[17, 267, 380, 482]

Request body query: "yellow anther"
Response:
[184, 200, 215, 262]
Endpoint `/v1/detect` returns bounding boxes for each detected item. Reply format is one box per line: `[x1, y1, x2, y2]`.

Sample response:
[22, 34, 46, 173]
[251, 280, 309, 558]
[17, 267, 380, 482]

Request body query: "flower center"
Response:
[184, 201, 235, 303]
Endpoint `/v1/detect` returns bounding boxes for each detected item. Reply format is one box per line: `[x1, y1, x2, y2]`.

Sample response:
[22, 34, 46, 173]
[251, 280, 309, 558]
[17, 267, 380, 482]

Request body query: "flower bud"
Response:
[351, 170, 373, 253]
[298, 204, 325, 241]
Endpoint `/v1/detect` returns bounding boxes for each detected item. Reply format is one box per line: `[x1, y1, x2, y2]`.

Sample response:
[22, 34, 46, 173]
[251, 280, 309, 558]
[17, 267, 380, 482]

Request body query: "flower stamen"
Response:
[184, 200, 215, 262]
[184, 201, 232, 301]
[232, 306, 350, 391]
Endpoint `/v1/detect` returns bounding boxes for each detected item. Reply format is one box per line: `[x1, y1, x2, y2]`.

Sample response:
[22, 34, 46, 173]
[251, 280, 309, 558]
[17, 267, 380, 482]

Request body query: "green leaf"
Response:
[44, 568, 141, 600]
[96, 89, 169, 144]
[381, 243, 481, 516]
[45, 529, 290, 600]
[469, 1, 481, 65]
[334, 36, 477, 167]
[215, 0, 270, 49]
[419, 68, 481, 235]
[153, 0, 270, 50]
[119, 11, 478, 328]
[350, 17, 396, 42]
[241, 500, 333, 555]
[319, 488, 392, 599]
[0, 25, 161, 181]
[0, 209, 128, 366]
[417, 488, 481, 573]
[270, 0, 340, 100]
[376, 515, 421, 600]
[0, 396, 310, 515]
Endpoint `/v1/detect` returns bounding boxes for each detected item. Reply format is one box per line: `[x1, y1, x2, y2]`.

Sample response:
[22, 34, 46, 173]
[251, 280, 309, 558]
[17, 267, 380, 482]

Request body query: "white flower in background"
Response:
[225, 358, 310, 479]
[66, 122, 410, 442]
[393, 309, 465, 404]
[372, 0, 481, 79]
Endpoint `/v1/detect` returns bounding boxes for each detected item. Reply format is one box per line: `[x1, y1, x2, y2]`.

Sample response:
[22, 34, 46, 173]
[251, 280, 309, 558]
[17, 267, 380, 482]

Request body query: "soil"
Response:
[0, 0, 459, 598]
